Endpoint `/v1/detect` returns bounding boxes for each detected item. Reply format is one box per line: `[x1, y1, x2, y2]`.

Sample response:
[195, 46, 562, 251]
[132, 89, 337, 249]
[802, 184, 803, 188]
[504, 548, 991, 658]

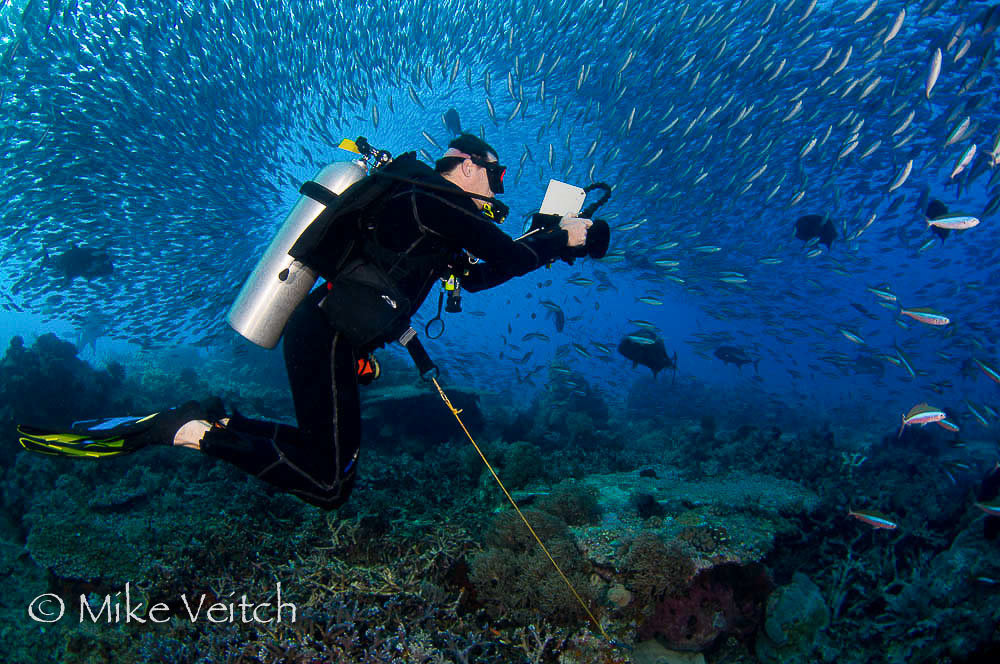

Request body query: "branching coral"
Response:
[536, 481, 602, 526]
[469, 509, 596, 625]
[619, 532, 695, 604]
[676, 524, 732, 557]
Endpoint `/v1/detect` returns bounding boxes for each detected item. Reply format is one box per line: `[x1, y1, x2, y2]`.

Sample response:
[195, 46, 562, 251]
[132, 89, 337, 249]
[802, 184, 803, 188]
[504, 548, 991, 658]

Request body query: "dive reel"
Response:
[425, 260, 471, 339]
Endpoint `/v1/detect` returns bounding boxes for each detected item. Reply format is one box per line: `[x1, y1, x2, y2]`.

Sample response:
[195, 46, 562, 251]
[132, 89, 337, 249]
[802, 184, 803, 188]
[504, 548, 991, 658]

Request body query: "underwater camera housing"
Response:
[524, 181, 613, 261]
[528, 212, 611, 260]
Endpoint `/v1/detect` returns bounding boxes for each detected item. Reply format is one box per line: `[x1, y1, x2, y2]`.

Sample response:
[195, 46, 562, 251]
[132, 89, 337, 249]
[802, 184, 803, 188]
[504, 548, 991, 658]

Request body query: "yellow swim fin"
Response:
[16, 399, 224, 459]
[17, 413, 160, 458]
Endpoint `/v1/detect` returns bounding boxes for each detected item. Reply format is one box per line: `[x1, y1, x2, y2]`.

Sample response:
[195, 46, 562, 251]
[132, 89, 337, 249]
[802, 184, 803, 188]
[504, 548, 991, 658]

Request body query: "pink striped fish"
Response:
[900, 307, 950, 326]
[927, 214, 980, 230]
[849, 509, 898, 530]
[899, 403, 947, 437]
[975, 499, 1000, 517]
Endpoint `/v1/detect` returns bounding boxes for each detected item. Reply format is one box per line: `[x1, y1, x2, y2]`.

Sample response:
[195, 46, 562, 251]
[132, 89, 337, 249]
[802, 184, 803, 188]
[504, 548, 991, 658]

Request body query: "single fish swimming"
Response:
[714, 345, 759, 374]
[794, 215, 836, 249]
[618, 329, 677, 379]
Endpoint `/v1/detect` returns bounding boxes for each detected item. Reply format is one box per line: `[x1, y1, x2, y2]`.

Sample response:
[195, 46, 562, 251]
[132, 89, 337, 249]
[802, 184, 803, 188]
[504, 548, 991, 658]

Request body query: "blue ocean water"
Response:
[1, 0, 999, 662]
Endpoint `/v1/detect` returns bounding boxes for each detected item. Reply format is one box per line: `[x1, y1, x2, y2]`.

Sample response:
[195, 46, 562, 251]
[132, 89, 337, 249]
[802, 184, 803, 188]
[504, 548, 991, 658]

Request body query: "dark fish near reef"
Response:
[444, 108, 462, 136]
[618, 329, 677, 378]
[714, 345, 759, 373]
[548, 307, 565, 332]
[794, 214, 836, 249]
[926, 199, 950, 243]
[43, 247, 114, 280]
[540, 300, 565, 332]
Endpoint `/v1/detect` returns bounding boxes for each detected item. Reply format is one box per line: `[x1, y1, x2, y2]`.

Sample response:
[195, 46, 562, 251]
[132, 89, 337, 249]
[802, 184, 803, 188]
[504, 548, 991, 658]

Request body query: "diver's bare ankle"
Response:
[173, 420, 211, 449]
[173, 418, 230, 449]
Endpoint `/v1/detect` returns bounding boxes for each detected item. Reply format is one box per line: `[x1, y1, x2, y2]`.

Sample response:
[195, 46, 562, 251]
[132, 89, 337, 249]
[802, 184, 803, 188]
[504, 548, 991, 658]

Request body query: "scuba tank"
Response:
[227, 154, 369, 349]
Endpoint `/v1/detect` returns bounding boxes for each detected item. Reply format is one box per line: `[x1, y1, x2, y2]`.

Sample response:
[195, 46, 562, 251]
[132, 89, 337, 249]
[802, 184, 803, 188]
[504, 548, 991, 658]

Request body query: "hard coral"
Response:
[537, 481, 602, 526]
[0, 333, 133, 468]
[564, 410, 596, 445]
[620, 532, 695, 604]
[486, 508, 570, 552]
[633, 492, 667, 519]
[499, 440, 545, 489]
[469, 509, 596, 625]
[677, 525, 731, 556]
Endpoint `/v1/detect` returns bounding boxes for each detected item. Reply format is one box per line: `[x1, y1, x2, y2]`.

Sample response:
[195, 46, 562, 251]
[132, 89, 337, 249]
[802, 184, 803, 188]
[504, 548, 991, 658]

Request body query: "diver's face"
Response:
[469, 152, 505, 195]
[462, 153, 498, 204]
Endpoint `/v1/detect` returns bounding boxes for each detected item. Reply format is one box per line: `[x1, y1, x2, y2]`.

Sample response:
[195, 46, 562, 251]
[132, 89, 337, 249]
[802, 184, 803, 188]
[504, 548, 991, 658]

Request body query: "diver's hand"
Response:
[560, 215, 592, 247]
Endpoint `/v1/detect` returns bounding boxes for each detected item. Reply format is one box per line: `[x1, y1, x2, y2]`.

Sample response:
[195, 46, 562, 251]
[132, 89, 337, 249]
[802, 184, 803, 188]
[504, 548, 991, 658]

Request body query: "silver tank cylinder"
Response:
[227, 160, 368, 348]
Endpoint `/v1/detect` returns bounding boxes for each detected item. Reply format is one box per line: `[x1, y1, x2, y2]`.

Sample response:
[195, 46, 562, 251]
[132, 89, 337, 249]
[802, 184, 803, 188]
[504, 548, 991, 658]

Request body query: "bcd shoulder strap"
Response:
[289, 153, 425, 278]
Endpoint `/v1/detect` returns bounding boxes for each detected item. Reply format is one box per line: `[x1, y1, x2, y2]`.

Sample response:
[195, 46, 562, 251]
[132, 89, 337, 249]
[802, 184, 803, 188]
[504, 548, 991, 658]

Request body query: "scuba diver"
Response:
[18, 133, 609, 510]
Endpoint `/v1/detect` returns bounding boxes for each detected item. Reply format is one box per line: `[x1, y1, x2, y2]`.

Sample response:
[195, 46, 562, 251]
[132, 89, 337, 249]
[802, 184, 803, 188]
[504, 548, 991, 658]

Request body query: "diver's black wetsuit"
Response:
[201, 157, 568, 510]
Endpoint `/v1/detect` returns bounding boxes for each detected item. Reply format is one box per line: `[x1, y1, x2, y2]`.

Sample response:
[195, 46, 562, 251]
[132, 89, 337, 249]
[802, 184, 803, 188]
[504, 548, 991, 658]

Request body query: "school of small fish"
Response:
[1, 0, 1000, 461]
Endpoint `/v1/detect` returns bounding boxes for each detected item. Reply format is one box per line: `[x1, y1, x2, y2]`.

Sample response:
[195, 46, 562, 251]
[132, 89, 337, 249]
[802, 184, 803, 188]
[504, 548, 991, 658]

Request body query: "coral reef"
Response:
[493, 467, 811, 653]
[535, 480, 602, 526]
[633, 639, 707, 664]
[569, 467, 820, 575]
[867, 516, 1000, 664]
[499, 439, 548, 489]
[508, 368, 615, 451]
[467, 509, 596, 625]
[2, 331, 999, 662]
[619, 532, 695, 604]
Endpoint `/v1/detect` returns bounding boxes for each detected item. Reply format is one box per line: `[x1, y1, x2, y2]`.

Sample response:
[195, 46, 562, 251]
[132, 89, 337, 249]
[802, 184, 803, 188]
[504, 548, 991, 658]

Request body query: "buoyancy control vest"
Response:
[289, 152, 472, 350]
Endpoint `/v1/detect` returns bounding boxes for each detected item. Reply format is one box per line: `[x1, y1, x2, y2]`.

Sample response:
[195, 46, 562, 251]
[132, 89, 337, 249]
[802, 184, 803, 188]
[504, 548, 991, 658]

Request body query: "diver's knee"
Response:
[300, 481, 355, 511]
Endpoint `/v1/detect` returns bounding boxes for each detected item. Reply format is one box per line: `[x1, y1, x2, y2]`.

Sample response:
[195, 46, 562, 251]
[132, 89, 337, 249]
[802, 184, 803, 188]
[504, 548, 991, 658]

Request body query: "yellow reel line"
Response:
[430, 377, 610, 641]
